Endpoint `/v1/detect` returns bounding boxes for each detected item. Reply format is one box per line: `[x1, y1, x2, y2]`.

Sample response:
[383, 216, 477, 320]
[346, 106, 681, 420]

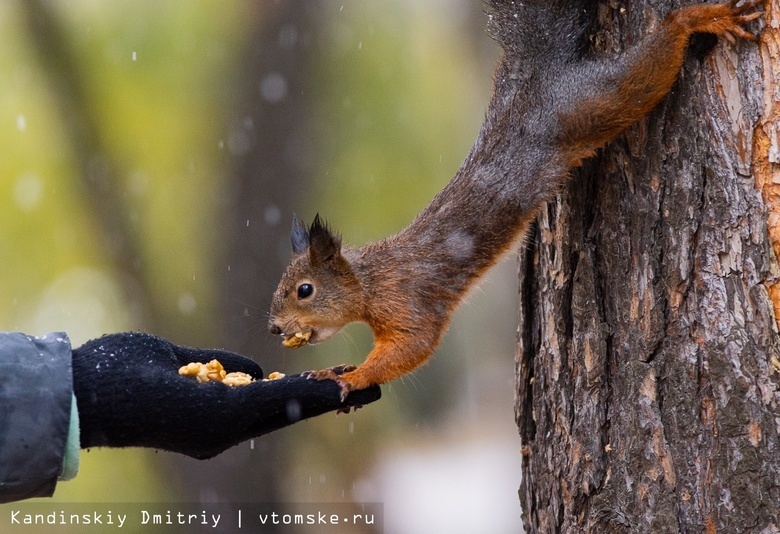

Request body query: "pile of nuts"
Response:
[178, 359, 254, 386]
[178, 359, 285, 386]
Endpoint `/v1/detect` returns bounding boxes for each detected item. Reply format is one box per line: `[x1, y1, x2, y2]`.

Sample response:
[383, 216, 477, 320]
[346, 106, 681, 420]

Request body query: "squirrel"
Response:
[268, 0, 763, 401]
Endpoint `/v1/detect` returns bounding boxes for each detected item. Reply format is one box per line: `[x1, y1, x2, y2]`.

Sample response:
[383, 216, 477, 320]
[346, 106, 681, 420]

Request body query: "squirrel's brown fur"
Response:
[269, 0, 763, 400]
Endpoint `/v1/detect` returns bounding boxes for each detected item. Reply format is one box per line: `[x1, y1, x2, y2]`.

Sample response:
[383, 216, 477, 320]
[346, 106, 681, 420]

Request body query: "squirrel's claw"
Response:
[336, 403, 363, 415]
[302, 364, 356, 403]
[302, 364, 356, 381]
[729, 0, 764, 41]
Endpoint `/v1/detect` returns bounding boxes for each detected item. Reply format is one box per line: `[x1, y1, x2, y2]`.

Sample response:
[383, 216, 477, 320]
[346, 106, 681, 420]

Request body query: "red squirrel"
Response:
[269, 0, 763, 400]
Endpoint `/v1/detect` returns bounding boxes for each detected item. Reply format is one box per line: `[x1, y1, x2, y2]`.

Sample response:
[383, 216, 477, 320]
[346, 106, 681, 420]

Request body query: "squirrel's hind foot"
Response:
[724, 0, 764, 42]
[677, 0, 764, 44]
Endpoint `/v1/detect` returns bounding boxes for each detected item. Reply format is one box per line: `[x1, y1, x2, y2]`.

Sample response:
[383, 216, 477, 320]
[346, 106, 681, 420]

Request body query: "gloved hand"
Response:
[72, 332, 380, 459]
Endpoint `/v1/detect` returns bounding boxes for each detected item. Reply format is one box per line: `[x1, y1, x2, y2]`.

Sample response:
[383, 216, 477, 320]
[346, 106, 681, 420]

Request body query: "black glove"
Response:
[72, 332, 380, 459]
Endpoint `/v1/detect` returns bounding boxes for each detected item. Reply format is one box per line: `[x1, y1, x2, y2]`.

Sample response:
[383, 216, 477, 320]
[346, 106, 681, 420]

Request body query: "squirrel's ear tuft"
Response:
[291, 214, 310, 255]
[309, 213, 342, 264]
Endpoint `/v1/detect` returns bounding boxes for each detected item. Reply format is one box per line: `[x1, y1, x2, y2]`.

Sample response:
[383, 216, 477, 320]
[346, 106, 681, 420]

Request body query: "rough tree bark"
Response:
[516, 1, 780, 532]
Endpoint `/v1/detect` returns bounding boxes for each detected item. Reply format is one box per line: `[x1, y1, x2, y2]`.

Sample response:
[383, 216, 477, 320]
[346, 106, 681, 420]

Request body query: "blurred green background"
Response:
[0, 1, 522, 532]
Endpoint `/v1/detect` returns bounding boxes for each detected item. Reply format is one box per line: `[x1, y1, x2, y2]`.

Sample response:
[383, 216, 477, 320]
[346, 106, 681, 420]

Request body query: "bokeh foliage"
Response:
[1, 1, 519, 531]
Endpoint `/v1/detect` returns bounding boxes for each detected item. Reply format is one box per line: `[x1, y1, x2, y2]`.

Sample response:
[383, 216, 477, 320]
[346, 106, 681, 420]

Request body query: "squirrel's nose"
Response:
[269, 323, 282, 336]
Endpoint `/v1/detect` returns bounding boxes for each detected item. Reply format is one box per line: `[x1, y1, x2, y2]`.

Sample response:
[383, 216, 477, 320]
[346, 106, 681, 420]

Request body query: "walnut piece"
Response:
[178, 359, 226, 383]
[178, 359, 256, 387]
[282, 331, 311, 349]
[222, 372, 255, 387]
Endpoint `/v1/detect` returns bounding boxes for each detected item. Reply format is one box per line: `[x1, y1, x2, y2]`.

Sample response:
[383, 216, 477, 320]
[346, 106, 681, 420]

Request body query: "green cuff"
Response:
[59, 393, 80, 481]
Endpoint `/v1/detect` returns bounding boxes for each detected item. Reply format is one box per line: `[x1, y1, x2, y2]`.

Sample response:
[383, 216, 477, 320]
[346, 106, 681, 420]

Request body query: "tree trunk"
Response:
[516, 2, 780, 532]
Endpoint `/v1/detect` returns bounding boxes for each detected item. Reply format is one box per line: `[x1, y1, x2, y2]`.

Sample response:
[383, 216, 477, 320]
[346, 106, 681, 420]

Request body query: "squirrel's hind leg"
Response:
[553, 0, 764, 165]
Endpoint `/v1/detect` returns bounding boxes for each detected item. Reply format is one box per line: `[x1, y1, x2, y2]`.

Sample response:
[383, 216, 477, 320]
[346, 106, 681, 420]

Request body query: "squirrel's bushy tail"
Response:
[488, 0, 594, 66]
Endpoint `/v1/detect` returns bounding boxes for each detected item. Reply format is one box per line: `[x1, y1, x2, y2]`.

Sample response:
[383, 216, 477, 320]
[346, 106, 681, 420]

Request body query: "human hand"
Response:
[72, 332, 379, 459]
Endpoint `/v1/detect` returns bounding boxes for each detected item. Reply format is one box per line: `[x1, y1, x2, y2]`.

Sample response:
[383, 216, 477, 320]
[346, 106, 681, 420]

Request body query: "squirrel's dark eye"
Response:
[297, 283, 314, 300]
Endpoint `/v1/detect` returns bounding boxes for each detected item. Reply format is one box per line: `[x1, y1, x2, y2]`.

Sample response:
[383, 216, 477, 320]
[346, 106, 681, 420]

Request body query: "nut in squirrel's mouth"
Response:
[281, 330, 312, 349]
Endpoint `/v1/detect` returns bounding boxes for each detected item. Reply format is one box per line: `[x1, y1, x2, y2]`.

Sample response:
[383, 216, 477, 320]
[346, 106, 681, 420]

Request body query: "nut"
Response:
[178, 361, 223, 383]
[282, 331, 311, 349]
[203, 359, 227, 382]
[178, 362, 202, 378]
[223, 372, 255, 387]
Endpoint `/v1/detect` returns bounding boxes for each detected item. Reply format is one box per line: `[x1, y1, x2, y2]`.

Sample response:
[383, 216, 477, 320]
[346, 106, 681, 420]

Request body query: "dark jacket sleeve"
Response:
[0, 332, 73, 503]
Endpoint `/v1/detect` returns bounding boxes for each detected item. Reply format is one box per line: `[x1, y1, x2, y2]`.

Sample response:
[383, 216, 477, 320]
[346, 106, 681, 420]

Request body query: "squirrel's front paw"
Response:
[302, 364, 356, 402]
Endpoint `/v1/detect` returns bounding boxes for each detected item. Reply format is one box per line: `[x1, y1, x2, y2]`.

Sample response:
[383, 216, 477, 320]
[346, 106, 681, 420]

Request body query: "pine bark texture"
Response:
[515, 2, 780, 532]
